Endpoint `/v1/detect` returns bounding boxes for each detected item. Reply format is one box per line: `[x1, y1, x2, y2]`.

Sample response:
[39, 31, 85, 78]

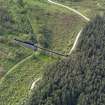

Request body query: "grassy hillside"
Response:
[0, 0, 85, 77]
[0, 53, 56, 105]
[25, 15, 105, 105]
[0, 0, 36, 77]
[0, 0, 86, 105]
[54, 0, 105, 18]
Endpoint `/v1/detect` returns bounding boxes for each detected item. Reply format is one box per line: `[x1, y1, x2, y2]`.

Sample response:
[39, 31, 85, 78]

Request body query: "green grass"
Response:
[0, 53, 56, 105]
[0, 36, 32, 74]
[26, 0, 86, 53]
[0, 0, 85, 77]
[53, 0, 105, 18]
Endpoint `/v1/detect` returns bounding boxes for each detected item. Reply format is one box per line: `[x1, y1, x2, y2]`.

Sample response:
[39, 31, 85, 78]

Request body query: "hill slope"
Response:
[54, 0, 105, 18]
[0, 0, 85, 105]
[26, 15, 105, 105]
[0, 0, 85, 77]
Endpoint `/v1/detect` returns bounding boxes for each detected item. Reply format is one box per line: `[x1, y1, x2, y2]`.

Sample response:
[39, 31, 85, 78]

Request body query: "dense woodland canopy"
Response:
[25, 16, 105, 105]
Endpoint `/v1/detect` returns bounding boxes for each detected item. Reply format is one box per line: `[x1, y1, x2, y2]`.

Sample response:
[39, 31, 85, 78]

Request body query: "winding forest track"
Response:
[48, 0, 90, 55]
[69, 29, 82, 55]
[0, 54, 34, 85]
[30, 77, 42, 91]
[48, 0, 90, 21]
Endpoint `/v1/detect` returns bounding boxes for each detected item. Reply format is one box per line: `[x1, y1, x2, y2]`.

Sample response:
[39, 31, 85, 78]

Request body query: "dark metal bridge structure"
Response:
[15, 39, 68, 57]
